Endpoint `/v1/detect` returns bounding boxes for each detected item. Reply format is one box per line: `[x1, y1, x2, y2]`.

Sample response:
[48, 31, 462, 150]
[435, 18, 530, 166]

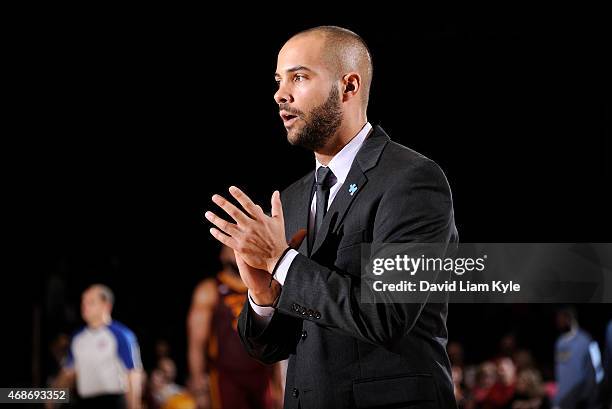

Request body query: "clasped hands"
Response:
[205, 186, 306, 306]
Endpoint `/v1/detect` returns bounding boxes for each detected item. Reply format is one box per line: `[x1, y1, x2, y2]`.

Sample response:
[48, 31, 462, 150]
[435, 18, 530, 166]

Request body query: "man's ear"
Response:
[342, 73, 361, 100]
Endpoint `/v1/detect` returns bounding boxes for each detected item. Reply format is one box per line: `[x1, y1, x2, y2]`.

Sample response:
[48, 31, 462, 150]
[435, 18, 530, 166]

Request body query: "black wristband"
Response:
[269, 246, 293, 287]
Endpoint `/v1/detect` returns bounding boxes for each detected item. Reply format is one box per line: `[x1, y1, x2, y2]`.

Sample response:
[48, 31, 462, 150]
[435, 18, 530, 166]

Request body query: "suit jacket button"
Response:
[315, 312, 321, 319]
[307, 309, 314, 317]
[301, 330, 308, 340]
[292, 387, 299, 398]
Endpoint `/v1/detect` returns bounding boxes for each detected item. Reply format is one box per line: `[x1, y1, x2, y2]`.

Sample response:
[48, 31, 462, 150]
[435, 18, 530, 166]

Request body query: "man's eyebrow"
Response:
[274, 65, 313, 78]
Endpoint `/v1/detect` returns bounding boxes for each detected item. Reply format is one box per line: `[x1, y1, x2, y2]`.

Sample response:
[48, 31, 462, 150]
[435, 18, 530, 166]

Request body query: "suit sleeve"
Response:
[274, 159, 457, 347]
[237, 298, 302, 364]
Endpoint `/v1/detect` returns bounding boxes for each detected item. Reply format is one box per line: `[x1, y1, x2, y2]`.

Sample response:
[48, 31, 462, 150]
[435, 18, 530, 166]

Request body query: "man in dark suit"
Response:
[205, 26, 459, 409]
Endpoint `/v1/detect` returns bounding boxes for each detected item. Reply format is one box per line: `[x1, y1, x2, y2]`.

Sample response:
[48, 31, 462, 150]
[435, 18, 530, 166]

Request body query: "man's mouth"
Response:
[280, 111, 299, 126]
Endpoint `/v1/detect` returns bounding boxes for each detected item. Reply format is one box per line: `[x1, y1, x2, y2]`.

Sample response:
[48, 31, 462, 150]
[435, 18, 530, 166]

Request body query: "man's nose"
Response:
[274, 84, 293, 104]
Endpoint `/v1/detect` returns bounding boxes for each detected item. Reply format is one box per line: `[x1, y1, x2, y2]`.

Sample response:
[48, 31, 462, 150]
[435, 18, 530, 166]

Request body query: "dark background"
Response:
[5, 10, 610, 387]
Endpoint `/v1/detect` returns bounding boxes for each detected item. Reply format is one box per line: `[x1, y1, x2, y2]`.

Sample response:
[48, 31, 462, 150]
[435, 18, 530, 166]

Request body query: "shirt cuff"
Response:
[273, 249, 299, 286]
[248, 290, 275, 319]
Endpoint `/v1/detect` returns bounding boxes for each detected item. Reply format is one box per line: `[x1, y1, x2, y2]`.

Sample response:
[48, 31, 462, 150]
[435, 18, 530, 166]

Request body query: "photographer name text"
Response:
[373, 280, 521, 293]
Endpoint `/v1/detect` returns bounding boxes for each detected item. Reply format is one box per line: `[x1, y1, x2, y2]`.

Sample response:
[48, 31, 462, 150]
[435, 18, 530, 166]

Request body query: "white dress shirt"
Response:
[248, 122, 372, 321]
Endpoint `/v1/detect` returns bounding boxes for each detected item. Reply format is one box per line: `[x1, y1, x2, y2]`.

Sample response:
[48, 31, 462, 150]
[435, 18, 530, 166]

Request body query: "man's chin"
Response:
[286, 128, 301, 146]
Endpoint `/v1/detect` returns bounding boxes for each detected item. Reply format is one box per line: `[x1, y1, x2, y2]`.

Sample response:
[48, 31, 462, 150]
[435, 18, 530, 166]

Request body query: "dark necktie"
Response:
[309, 166, 335, 253]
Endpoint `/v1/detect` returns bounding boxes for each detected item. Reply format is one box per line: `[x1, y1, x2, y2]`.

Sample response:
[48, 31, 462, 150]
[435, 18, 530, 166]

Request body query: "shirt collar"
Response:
[315, 122, 372, 184]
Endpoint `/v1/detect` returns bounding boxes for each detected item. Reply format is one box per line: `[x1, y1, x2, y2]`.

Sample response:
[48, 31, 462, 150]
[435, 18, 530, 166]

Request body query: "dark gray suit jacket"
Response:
[238, 126, 459, 409]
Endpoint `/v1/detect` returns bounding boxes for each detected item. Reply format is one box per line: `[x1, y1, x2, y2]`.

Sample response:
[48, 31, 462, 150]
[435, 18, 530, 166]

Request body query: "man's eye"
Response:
[294, 75, 305, 82]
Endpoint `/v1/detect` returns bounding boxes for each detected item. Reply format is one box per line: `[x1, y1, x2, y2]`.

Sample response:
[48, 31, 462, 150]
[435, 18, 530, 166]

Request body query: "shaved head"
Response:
[290, 26, 373, 108]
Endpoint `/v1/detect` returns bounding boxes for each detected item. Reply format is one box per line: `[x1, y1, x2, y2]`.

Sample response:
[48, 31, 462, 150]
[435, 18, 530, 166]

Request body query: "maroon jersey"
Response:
[207, 271, 268, 373]
[207, 271, 274, 409]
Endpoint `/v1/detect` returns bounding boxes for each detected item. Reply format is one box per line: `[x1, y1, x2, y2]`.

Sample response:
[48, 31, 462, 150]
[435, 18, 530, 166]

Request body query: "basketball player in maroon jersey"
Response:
[187, 245, 284, 409]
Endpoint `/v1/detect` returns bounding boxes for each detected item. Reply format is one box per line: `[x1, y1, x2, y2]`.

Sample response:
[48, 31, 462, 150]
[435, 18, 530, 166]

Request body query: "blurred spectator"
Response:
[554, 306, 603, 409]
[513, 350, 536, 373]
[504, 369, 551, 409]
[147, 357, 195, 409]
[159, 357, 177, 384]
[453, 365, 467, 408]
[50, 284, 143, 409]
[148, 369, 169, 407]
[481, 358, 517, 409]
[464, 365, 479, 398]
[187, 245, 283, 409]
[449, 341, 472, 408]
[472, 361, 499, 408]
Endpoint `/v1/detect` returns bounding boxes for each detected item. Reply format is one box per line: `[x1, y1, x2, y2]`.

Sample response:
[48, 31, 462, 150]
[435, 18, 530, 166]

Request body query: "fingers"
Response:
[208, 227, 239, 249]
[271, 190, 283, 219]
[211, 194, 251, 224]
[205, 211, 241, 237]
[229, 186, 264, 219]
[288, 228, 307, 249]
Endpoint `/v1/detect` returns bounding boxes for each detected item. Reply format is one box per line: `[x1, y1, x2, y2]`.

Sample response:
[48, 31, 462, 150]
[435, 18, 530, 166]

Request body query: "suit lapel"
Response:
[310, 126, 390, 256]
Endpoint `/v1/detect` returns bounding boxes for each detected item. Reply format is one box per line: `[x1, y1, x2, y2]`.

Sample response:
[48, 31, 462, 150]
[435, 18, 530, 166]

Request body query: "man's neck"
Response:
[561, 323, 579, 340]
[315, 116, 367, 166]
